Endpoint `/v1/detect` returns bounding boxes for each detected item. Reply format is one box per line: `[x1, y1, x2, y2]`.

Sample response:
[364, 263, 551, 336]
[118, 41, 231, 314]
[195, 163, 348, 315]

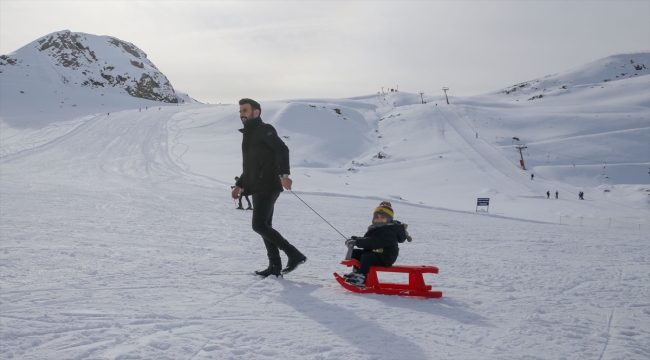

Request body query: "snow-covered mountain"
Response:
[0, 30, 197, 127]
[153, 53, 648, 225]
[1, 30, 180, 102]
[495, 53, 650, 101]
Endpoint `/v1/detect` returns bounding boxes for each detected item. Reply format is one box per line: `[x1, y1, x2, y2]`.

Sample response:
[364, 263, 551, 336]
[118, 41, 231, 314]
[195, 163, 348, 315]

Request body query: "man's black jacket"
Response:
[235, 117, 290, 196]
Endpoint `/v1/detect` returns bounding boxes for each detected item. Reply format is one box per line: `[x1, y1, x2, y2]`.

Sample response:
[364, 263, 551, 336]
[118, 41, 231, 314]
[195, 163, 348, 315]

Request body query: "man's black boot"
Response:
[282, 252, 307, 274]
[255, 264, 282, 278]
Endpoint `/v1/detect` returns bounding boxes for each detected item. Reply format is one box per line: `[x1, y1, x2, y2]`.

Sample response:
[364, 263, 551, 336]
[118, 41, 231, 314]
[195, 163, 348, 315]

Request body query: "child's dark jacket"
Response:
[354, 221, 407, 267]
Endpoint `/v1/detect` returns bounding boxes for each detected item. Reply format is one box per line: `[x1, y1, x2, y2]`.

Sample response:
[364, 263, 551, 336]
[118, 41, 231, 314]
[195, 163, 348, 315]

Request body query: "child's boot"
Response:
[345, 273, 366, 287]
[343, 266, 359, 279]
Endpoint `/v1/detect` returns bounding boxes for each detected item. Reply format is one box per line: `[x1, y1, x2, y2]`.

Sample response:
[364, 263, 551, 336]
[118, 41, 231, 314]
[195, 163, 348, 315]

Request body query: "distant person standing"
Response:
[233, 176, 252, 210]
[555, 191, 558, 199]
[546, 191, 550, 199]
[531, 174, 534, 180]
[231, 98, 307, 278]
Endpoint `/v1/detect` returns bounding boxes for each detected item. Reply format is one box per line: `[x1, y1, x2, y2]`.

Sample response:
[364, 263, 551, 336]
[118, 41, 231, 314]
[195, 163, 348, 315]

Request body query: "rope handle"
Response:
[289, 190, 348, 240]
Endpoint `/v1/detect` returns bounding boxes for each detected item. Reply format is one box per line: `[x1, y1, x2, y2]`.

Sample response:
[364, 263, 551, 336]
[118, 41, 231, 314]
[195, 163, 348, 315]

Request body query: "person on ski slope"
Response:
[233, 176, 252, 210]
[344, 201, 408, 287]
[231, 98, 307, 278]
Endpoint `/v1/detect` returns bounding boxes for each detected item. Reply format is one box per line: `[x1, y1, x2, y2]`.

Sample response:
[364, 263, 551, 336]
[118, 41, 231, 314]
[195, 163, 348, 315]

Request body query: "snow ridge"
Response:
[496, 53, 650, 101]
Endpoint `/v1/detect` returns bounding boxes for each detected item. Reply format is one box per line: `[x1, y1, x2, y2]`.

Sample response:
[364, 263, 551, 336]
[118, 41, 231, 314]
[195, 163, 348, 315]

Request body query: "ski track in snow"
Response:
[1, 105, 648, 359]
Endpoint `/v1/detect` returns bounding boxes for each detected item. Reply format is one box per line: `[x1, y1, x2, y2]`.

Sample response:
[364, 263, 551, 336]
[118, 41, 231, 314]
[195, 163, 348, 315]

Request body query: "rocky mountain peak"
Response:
[1, 30, 180, 103]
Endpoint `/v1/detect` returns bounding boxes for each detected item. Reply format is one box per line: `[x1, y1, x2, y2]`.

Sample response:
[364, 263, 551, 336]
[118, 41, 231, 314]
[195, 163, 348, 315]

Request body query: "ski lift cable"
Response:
[539, 151, 609, 166]
[516, 145, 610, 166]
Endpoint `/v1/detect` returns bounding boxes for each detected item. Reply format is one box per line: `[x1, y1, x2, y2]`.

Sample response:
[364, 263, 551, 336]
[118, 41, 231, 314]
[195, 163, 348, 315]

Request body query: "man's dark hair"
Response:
[239, 98, 261, 115]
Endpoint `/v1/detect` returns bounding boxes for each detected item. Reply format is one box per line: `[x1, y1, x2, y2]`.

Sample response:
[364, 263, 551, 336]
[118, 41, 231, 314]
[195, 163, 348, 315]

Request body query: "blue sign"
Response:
[476, 198, 490, 212]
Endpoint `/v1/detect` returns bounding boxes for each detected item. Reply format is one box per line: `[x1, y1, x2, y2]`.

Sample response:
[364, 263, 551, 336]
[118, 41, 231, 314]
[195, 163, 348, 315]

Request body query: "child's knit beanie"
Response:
[373, 201, 394, 222]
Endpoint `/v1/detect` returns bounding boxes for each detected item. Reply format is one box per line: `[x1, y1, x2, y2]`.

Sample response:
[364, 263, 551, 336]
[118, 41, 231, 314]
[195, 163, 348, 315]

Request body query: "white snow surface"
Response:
[1, 51, 649, 359]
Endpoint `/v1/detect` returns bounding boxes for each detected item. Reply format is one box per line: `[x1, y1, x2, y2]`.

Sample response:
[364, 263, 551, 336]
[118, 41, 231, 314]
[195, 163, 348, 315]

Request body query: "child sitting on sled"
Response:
[344, 201, 411, 287]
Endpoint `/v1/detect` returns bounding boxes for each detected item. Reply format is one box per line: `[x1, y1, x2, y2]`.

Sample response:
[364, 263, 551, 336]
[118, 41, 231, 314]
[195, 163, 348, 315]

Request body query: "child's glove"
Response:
[345, 238, 356, 248]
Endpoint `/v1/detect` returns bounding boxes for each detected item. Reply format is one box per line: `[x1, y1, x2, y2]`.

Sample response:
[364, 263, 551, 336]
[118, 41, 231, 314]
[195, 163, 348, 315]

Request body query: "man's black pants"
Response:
[251, 191, 297, 266]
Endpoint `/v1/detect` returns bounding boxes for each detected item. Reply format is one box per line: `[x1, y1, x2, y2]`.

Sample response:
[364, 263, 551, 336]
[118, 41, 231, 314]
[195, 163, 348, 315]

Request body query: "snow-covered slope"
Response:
[0, 30, 194, 129]
[164, 53, 649, 224]
[495, 53, 650, 99]
[1, 46, 649, 359]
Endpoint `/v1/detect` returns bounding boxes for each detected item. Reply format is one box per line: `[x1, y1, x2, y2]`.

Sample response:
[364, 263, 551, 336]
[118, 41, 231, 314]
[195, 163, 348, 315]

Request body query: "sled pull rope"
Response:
[289, 190, 347, 240]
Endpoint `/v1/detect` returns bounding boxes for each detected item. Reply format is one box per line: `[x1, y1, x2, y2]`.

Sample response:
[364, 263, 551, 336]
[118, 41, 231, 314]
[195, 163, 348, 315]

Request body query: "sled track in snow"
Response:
[597, 309, 615, 360]
[168, 111, 198, 172]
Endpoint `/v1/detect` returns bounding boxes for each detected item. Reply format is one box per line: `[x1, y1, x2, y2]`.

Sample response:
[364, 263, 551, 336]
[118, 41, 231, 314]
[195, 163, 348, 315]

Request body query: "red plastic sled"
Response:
[334, 259, 442, 298]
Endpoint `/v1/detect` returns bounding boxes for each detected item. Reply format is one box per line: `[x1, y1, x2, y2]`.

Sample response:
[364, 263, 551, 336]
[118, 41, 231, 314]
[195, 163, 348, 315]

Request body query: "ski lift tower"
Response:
[442, 87, 450, 104]
[515, 144, 528, 170]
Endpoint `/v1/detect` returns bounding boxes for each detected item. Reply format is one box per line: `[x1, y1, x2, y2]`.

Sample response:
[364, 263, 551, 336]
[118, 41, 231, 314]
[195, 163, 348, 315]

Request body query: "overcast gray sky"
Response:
[1, 1, 648, 104]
